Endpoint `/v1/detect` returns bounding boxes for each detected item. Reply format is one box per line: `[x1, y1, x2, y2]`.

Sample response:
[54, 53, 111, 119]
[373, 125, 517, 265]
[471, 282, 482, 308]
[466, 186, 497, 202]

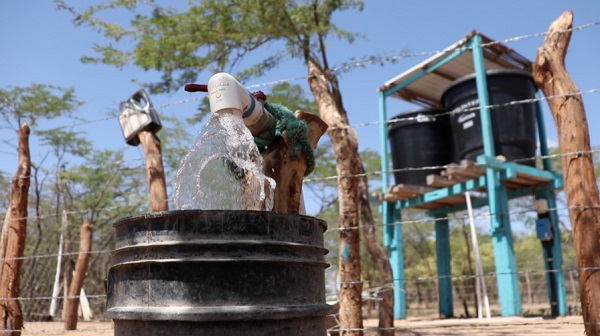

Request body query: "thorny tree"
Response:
[1, 84, 150, 319]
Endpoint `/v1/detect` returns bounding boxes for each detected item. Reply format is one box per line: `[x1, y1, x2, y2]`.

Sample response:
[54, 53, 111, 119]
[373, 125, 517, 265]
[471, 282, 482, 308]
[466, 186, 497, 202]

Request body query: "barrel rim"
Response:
[113, 239, 329, 255]
[106, 304, 334, 322]
[113, 210, 328, 231]
[388, 108, 447, 132]
[110, 257, 329, 268]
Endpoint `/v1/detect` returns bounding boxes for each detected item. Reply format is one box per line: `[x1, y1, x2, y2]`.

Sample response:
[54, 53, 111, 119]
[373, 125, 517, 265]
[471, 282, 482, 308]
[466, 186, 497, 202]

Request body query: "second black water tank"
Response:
[388, 109, 453, 186]
[441, 69, 538, 166]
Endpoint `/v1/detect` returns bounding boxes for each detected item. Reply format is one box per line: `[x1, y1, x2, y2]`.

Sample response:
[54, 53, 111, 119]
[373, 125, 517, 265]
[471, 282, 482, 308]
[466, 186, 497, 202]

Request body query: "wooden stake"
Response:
[64, 218, 93, 330]
[533, 10, 600, 335]
[262, 111, 328, 214]
[0, 123, 31, 335]
[138, 128, 169, 212]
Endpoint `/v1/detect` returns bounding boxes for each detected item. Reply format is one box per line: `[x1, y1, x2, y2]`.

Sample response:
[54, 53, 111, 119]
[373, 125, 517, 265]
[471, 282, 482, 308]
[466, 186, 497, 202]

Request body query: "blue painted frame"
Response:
[379, 32, 567, 319]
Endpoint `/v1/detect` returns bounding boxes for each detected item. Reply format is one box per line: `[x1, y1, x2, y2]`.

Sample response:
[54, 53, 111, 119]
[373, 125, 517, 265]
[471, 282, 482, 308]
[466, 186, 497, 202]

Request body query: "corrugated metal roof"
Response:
[378, 31, 533, 108]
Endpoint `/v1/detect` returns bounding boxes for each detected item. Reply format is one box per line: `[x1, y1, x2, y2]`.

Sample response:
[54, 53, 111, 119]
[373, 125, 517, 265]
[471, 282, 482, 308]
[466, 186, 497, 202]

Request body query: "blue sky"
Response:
[1, 1, 599, 214]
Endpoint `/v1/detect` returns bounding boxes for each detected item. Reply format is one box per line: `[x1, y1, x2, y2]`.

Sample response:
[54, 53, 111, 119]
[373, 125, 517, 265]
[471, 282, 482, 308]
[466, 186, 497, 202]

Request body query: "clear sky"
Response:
[1, 1, 599, 215]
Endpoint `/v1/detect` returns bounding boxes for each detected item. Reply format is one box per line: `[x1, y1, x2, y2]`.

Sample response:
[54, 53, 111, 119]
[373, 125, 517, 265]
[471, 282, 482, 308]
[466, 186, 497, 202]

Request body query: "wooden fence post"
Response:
[533, 10, 600, 335]
[64, 218, 93, 330]
[119, 90, 168, 212]
[0, 123, 31, 335]
[262, 111, 328, 214]
[138, 129, 169, 212]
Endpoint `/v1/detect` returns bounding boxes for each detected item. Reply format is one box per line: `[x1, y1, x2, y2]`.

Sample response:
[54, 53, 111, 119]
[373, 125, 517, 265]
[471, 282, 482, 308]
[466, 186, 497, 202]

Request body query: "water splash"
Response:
[174, 110, 275, 211]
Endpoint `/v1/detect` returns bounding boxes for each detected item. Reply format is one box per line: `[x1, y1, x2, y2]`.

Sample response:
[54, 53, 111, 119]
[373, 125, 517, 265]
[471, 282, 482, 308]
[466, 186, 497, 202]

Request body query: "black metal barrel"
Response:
[106, 210, 331, 336]
[388, 109, 453, 186]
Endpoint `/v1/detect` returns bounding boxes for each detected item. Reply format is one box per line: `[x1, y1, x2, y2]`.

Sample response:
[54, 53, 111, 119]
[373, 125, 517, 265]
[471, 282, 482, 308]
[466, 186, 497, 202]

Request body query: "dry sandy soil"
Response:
[363, 316, 585, 335]
[20, 316, 584, 335]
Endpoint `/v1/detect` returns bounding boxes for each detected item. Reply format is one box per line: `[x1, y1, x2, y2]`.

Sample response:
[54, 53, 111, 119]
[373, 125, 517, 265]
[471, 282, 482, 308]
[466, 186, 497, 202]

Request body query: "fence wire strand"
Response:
[1, 86, 599, 182]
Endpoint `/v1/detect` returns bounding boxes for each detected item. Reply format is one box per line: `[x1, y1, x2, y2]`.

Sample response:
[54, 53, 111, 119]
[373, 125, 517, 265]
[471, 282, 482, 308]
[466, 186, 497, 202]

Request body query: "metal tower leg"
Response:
[386, 202, 406, 319]
[536, 191, 568, 316]
[435, 214, 454, 317]
[471, 34, 522, 316]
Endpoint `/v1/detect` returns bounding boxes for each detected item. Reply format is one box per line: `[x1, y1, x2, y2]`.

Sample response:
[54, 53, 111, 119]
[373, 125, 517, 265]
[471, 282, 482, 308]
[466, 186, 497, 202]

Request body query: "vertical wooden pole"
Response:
[308, 60, 363, 335]
[262, 111, 328, 214]
[138, 129, 168, 212]
[64, 218, 93, 330]
[0, 123, 31, 335]
[533, 10, 600, 335]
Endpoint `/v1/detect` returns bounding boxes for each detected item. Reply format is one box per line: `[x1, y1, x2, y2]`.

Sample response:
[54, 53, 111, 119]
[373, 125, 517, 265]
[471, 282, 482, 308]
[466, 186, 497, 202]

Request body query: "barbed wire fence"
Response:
[0, 21, 598, 334]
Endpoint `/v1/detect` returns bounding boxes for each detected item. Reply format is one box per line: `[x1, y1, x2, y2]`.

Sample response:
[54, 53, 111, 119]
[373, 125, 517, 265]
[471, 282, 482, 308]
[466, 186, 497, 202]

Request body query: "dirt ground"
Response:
[22, 321, 113, 335]
[362, 316, 585, 335]
[21, 316, 584, 335]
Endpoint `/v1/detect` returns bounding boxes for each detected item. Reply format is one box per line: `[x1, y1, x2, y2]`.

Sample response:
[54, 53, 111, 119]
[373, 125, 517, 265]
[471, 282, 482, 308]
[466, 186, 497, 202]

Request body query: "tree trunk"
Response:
[0, 123, 31, 335]
[533, 10, 600, 335]
[138, 129, 168, 212]
[307, 60, 363, 336]
[358, 165, 394, 335]
[64, 218, 93, 330]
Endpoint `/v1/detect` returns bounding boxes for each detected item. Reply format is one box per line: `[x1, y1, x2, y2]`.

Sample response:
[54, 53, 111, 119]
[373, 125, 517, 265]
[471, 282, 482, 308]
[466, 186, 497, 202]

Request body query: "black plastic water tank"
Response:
[106, 210, 331, 336]
[441, 69, 538, 166]
[388, 109, 453, 186]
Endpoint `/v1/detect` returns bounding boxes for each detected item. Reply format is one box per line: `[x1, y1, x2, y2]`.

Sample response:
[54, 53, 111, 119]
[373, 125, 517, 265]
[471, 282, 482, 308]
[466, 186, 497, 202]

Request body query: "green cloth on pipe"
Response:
[254, 102, 315, 176]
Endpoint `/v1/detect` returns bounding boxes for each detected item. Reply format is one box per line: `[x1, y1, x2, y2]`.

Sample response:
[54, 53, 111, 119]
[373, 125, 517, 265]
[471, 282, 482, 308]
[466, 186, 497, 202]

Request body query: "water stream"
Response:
[173, 110, 275, 211]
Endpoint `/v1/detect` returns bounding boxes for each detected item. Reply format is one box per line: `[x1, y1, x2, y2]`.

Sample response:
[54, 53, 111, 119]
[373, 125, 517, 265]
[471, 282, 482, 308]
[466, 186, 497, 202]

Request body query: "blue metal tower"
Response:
[378, 31, 567, 319]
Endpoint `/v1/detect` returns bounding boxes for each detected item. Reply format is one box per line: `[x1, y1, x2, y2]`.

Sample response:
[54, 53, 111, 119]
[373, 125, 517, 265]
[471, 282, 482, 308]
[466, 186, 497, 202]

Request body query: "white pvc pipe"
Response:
[49, 210, 67, 317]
[465, 192, 491, 319]
[207, 72, 275, 136]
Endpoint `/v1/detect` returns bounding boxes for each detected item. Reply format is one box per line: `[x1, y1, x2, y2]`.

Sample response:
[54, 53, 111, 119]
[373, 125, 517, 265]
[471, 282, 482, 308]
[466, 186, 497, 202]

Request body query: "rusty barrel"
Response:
[106, 210, 331, 335]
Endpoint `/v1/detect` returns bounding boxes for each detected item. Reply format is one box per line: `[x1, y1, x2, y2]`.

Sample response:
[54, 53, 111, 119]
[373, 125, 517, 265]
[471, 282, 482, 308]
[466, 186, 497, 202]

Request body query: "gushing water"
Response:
[173, 110, 275, 210]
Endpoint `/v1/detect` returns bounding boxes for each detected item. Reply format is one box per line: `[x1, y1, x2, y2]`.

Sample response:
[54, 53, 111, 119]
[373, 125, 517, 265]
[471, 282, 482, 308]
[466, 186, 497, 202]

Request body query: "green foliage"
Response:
[0, 174, 8, 211]
[37, 128, 93, 159]
[21, 145, 148, 318]
[61, 149, 146, 212]
[403, 211, 437, 279]
[0, 82, 150, 318]
[59, 0, 364, 93]
[156, 115, 194, 191]
[0, 84, 82, 131]
[592, 145, 600, 177]
[264, 81, 316, 113]
[514, 232, 545, 271]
